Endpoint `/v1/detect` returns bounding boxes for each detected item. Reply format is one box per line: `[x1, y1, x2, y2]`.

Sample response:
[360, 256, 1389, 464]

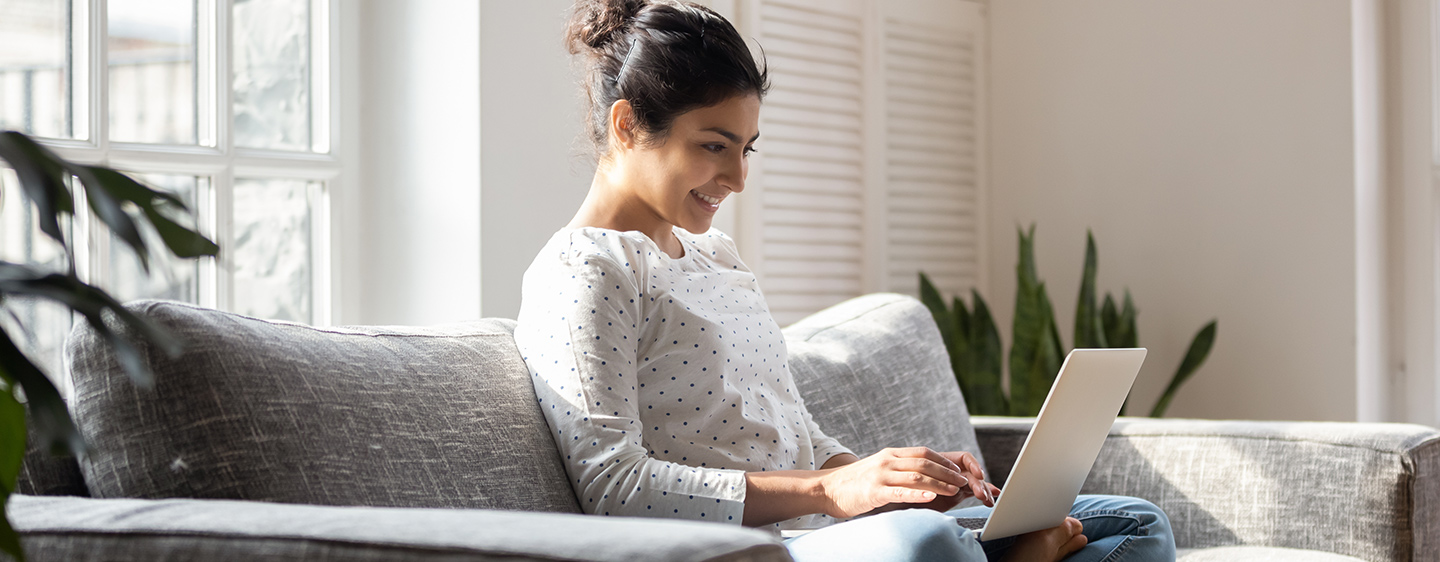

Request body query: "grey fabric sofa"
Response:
[12, 294, 1439, 561]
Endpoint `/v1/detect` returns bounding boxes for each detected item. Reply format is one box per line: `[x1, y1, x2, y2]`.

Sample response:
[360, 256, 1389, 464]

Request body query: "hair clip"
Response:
[613, 37, 640, 86]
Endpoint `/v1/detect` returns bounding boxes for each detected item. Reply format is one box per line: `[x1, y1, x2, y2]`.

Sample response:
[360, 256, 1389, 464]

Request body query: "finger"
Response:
[881, 471, 966, 497]
[938, 451, 984, 481]
[888, 457, 969, 491]
[918, 448, 968, 474]
[881, 485, 939, 504]
[963, 455, 985, 481]
[970, 477, 992, 506]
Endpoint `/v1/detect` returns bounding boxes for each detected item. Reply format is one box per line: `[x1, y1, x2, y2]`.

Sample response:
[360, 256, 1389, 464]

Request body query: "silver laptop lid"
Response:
[978, 348, 1146, 541]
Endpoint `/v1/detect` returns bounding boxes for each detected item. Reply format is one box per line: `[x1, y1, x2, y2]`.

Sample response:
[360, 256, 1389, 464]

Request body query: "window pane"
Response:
[0, 0, 79, 139]
[106, 173, 205, 304]
[233, 0, 310, 151]
[107, 0, 196, 144]
[233, 177, 312, 323]
[0, 167, 72, 379]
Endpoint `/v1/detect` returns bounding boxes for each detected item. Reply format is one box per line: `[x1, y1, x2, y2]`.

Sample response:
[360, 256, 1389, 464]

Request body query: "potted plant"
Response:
[920, 226, 1217, 418]
[0, 131, 218, 561]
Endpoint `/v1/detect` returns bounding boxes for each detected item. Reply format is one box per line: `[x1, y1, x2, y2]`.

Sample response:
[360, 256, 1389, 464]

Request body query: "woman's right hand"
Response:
[817, 447, 977, 518]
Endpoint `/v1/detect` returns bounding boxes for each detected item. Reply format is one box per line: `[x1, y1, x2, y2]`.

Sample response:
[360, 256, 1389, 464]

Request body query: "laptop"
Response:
[959, 348, 1147, 541]
[778, 348, 1145, 541]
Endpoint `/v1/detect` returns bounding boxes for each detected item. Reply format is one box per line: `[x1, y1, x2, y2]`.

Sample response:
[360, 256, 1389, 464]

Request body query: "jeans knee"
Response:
[875, 510, 975, 558]
[1075, 495, 1174, 537]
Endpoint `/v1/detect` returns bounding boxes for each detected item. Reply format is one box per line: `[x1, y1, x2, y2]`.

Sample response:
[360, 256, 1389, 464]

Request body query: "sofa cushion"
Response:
[11, 495, 790, 562]
[17, 415, 88, 497]
[1176, 547, 1365, 561]
[783, 293, 984, 469]
[67, 300, 580, 513]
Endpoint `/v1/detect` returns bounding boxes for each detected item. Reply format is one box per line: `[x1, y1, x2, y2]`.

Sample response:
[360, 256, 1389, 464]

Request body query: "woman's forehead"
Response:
[677, 95, 761, 139]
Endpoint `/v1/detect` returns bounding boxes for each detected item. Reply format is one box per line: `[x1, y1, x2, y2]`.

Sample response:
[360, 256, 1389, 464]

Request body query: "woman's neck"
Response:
[567, 168, 684, 259]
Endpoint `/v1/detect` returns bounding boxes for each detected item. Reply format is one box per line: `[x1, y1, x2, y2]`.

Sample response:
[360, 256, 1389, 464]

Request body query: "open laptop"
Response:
[957, 348, 1147, 541]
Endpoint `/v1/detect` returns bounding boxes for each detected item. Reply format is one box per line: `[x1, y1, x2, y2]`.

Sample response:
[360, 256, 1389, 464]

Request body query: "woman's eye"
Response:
[704, 144, 726, 153]
[743, 146, 757, 157]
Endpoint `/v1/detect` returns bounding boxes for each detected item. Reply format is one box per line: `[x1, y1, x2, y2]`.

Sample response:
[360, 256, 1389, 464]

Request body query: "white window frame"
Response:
[31, 0, 343, 325]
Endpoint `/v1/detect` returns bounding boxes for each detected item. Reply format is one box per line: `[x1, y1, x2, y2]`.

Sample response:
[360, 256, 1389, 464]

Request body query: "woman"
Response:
[514, 1, 1176, 560]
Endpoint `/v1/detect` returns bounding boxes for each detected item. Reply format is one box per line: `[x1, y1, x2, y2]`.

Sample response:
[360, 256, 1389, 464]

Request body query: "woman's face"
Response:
[619, 94, 761, 234]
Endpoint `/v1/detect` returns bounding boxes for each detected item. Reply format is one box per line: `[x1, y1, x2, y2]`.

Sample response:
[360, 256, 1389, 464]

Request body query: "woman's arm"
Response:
[741, 447, 986, 527]
[822, 453, 859, 469]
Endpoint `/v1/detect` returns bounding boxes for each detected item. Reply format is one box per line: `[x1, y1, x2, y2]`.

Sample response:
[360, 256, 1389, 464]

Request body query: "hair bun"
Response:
[566, 0, 648, 53]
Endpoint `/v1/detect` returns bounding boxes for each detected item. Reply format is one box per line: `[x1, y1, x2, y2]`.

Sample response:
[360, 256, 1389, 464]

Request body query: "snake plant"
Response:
[920, 226, 1216, 418]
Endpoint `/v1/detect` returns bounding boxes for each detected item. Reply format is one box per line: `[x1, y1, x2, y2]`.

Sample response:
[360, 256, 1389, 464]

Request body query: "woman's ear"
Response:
[608, 99, 638, 150]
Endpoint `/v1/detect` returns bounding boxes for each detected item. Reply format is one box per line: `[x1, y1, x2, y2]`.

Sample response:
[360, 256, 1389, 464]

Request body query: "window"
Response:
[0, 0, 338, 375]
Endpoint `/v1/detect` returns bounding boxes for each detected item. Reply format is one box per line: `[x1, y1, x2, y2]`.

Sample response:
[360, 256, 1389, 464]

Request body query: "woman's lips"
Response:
[691, 189, 722, 213]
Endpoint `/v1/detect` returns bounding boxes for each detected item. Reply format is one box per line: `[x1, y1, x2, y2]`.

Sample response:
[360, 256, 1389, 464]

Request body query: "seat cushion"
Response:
[12, 495, 789, 562]
[1177, 546, 1366, 561]
[783, 294, 985, 469]
[67, 300, 580, 513]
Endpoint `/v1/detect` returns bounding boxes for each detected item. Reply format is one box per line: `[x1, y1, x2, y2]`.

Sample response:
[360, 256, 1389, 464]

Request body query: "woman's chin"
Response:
[676, 215, 714, 234]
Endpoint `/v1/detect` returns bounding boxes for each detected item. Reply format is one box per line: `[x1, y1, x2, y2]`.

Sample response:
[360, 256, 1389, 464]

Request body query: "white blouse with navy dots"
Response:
[514, 225, 853, 532]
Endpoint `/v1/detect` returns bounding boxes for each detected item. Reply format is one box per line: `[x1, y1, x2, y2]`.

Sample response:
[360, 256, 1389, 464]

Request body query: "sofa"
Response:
[11, 293, 1439, 561]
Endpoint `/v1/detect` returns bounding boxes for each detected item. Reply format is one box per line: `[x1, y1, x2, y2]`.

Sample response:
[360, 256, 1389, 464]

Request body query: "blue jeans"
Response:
[785, 495, 1175, 562]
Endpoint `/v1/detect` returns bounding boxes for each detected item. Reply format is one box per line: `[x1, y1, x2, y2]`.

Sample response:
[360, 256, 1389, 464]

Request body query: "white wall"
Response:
[352, 0, 481, 325]
[479, 0, 594, 320]
[987, 0, 1358, 421]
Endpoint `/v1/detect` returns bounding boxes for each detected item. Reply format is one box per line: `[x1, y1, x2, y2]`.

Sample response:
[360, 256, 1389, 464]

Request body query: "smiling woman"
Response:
[511, 2, 1174, 561]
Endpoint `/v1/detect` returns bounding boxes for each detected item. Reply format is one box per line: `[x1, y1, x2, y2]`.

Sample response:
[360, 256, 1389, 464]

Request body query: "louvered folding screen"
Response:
[740, 0, 867, 326]
[881, 2, 985, 300]
[737, 0, 985, 326]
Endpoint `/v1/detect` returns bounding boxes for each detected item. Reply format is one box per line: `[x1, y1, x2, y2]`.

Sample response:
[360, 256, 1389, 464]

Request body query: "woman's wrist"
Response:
[742, 469, 836, 526]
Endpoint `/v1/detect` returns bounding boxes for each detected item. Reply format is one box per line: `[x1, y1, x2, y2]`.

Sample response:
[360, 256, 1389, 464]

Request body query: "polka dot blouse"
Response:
[514, 226, 853, 532]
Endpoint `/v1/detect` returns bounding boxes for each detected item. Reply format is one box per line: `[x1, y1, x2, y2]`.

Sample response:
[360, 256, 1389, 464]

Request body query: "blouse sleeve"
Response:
[514, 252, 748, 523]
[800, 400, 854, 468]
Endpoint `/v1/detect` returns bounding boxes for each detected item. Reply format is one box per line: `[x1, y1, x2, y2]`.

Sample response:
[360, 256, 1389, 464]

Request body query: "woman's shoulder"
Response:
[527, 227, 652, 277]
[680, 227, 746, 270]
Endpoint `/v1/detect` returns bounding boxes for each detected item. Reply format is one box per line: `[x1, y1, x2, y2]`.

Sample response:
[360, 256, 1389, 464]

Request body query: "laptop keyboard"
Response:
[955, 517, 988, 531]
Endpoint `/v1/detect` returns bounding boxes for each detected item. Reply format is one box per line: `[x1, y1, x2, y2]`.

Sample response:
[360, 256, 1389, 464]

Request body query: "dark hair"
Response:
[566, 0, 768, 155]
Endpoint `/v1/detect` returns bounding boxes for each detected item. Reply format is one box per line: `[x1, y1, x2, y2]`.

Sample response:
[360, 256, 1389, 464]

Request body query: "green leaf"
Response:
[1074, 230, 1106, 349]
[69, 166, 217, 261]
[69, 166, 150, 273]
[1101, 293, 1120, 347]
[0, 328, 82, 459]
[0, 264, 179, 355]
[918, 272, 954, 358]
[0, 379, 25, 490]
[1150, 320, 1218, 417]
[0, 263, 180, 388]
[0, 375, 23, 562]
[1010, 283, 1062, 416]
[0, 131, 74, 251]
[1106, 290, 1139, 414]
[1116, 290, 1138, 348]
[142, 206, 219, 258]
[1009, 226, 1063, 416]
[949, 296, 977, 413]
[967, 290, 1007, 415]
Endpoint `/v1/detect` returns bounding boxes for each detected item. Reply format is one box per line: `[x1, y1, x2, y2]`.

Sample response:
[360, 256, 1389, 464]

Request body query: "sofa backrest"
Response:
[66, 300, 581, 513]
[783, 293, 985, 469]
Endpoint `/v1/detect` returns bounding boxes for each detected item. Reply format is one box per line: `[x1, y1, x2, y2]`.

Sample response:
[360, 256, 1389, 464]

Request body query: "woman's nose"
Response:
[722, 155, 748, 194]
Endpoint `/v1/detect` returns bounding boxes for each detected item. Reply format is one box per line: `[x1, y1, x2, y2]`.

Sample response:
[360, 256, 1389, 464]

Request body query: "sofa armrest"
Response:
[972, 416, 1440, 562]
[10, 495, 790, 562]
